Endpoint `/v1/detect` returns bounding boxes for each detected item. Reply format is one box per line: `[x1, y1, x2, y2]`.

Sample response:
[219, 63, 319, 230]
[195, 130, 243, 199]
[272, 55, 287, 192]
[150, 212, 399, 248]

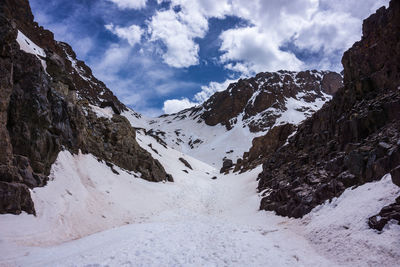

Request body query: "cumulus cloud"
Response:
[90, 42, 200, 115]
[147, 4, 208, 68]
[219, 26, 303, 74]
[162, 98, 197, 114]
[194, 79, 237, 102]
[107, 0, 147, 10]
[105, 23, 143, 46]
[216, 0, 389, 72]
[107, 0, 388, 73]
[161, 78, 237, 114]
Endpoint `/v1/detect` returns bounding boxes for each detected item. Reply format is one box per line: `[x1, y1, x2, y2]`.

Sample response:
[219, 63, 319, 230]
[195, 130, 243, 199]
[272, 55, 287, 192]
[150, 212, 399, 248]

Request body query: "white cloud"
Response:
[219, 26, 303, 74]
[194, 79, 237, 103]
[318, 0, 388, 19]
[147, 4, 208, 68]
[161, 78, 236, 114]
[162, 98, 197, 114]
[146, 0, 234, 68]
[155, 81, 199, 96]
[107, 0, 147, 10]
[215, 0, 389, 72]
[105, 23, 143, 46]
[94, 44, 131, 75]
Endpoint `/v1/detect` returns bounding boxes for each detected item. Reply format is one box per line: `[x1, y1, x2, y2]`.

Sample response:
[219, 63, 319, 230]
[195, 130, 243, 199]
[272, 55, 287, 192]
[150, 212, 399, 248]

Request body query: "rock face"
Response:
[257, 0, 400, 224]
[1, 0, 126, 113]
[200, 70, 342, 132]
[220, 159, 233, 173]
[368, 196, 400, 231]
[0, 0, 172, 215]
[234, 123, 296, 172]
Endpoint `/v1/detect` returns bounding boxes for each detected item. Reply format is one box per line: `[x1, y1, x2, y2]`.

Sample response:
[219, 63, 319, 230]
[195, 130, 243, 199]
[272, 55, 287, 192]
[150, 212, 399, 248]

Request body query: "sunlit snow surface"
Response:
[16, 30, 47, 71]
[123, 109, 264, 169]
[122, 91, 331, 170]
[0, 124, 399, 266]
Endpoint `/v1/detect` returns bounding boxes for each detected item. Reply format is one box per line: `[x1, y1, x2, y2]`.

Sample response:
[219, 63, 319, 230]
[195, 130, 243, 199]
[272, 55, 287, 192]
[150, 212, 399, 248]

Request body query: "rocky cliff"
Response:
[199, 70, 342, 132]
[0, 0, 172, 215]
[257, 0, 400, 229]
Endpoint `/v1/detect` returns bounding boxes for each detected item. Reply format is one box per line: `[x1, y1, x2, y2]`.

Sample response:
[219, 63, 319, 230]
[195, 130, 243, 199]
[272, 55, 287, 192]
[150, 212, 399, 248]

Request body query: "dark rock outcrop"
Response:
[220, 159, 233, 173]
[0, 0, 172, 215]
[179, 157, 193, 170]
[368, 166, 400, 231]
[1, 0, 125, 112]
[368, 197, 400, 231]
[234, 123, 296, 172]
[200, 70, 342, 132]
[258, 0, 400, 223]
[391, 165, 400, 187]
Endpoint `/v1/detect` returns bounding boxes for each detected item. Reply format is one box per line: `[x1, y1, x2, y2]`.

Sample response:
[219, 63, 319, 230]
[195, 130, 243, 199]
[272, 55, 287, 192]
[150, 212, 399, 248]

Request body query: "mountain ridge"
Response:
[142, 70, 342, 171]
[0, 0, 171, 215]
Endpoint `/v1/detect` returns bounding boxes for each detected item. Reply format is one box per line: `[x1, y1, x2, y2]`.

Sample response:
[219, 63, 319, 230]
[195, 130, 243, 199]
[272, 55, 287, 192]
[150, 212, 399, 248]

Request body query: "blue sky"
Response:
[30, 0, 388, 116]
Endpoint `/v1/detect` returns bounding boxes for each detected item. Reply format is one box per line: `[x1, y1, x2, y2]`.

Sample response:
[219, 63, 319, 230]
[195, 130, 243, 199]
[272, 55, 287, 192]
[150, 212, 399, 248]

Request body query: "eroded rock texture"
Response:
[200, 70, 342, 132]
[0, 0, 172, 215]
[258, 0, 400, 226]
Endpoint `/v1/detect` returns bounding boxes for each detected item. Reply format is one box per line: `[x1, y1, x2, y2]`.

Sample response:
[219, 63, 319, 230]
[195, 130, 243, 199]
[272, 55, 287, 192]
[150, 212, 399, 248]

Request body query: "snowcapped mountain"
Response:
[124, 70, 342, 170]
[1, 0, 400, 266]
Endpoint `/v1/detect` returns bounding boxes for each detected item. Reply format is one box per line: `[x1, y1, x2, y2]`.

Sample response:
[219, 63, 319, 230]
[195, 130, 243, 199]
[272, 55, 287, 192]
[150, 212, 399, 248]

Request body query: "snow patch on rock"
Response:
[16, 30, 47, 71]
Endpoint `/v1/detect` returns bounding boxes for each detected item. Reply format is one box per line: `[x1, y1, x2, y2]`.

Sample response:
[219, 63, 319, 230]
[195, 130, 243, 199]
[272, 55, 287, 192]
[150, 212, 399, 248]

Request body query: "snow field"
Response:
[123, 109, 263, 169]
[0, 108, 399, 266]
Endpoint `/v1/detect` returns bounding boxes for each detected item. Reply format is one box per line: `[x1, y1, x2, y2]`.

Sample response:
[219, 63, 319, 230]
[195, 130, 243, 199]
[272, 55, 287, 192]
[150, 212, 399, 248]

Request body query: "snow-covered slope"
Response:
[124, 109, 261, 169]
[1, 102, 398, 266]
[122, 70, 341, 169]
[1, 139, 398, 266]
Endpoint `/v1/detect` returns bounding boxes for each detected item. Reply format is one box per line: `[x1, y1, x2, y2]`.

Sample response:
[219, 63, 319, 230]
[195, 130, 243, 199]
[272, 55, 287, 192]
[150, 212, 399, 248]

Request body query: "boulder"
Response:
[220, 159, 233, 173]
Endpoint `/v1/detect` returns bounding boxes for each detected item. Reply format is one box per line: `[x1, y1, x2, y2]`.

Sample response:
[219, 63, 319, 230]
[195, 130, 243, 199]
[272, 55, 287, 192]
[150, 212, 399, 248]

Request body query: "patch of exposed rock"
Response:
[234, 123, 296, 172]
[257, 0, 400, 226]
[220, 159, 233, 173]
[179, 157, 192, 170]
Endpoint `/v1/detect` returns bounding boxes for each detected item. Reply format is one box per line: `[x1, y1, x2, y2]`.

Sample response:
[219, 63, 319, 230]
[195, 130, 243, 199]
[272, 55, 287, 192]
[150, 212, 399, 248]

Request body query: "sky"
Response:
[30, 0, 389, 116]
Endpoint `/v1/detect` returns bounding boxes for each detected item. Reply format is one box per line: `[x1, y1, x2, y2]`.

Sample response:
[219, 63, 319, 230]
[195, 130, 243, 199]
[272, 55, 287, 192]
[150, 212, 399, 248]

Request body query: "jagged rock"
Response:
[179, 158, 193, 170]
[391, 165, 400, 187]
[100, 101, 121, 115]
[321, 72, 342, 95]
[0, 182, 34, 215]
[234, 123, 295, 172]
[368, 201, 400, 231]
[200, 70, 342, 132]
[0, 0, 172, 215]
[220, 159, 233, 173]
[257, 0, 400, 222]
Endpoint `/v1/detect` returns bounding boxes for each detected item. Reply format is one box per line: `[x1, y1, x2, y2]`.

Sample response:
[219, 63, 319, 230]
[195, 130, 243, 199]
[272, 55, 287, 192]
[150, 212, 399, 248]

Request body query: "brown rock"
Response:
[257, 0, 400, 220]
[199, 70, 341, 132]
[391, 165, 400, 187]
[0, 0, 173, 215]
[179, 157, 193, 170]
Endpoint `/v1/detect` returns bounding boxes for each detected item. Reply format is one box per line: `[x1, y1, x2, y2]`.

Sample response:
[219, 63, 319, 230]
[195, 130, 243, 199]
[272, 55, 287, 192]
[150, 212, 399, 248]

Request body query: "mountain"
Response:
[0, 0, 172, 216]
[257, 0, 400, 228]
[134, 70, 342, 171]
[0, 0, 400, 265]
